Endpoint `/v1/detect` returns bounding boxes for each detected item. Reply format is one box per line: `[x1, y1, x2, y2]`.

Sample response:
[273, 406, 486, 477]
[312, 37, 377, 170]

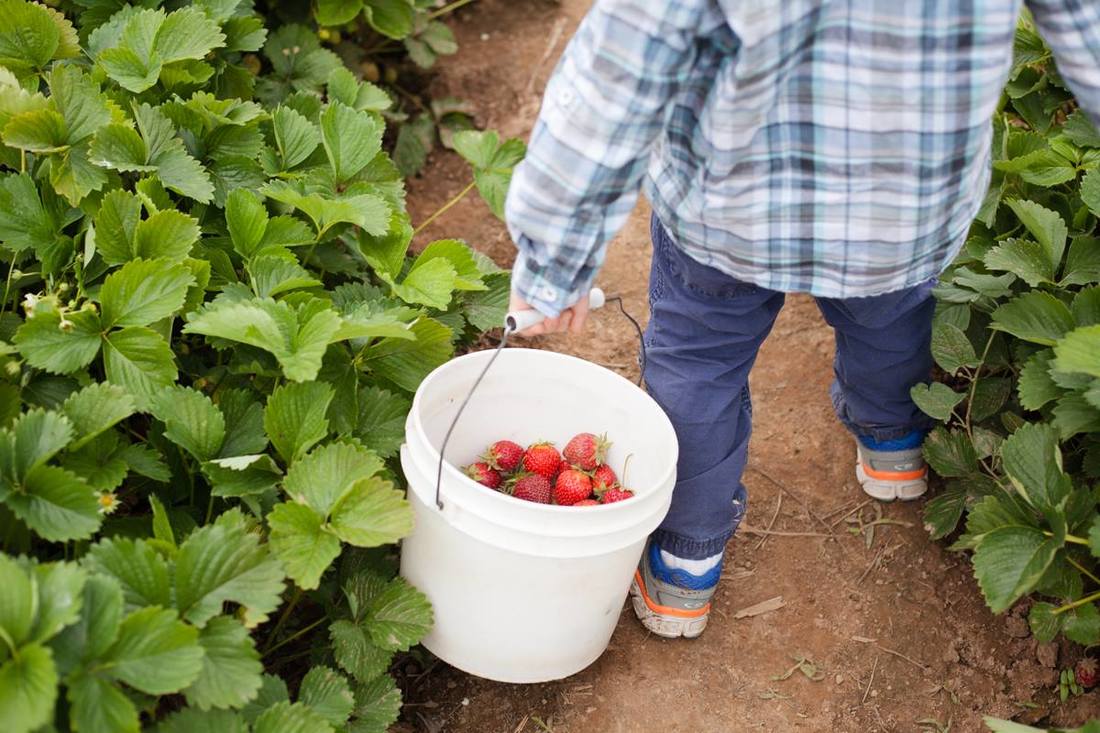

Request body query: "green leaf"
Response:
[14, 308, 101, 375]
[909, 382, 965, 421]
[93, 189, 141, 265]
[922, 426, 979, 478]
[271, 106, 319, 171]
[67, 670, 139, 733]
[1018, 349, 1062, 411]
[352, 387, 409, 459]
[133, 210, 200, 262]
[0, 172, 61, 254]
[248, 256, 321, 299]
[0, 0, 77, 71]
[175, 512, 286, 628]
[389, 256, 456, 309]
[5, 407, 72, 479]
[326, 67, 390, 112]
[264, 381, 333, 464]
[1082, 168, 1100, 218]
[362, 576, 431, 652]
[100, 258, 194, 329]
[254, 701, 336, 733]
[452, 130, 526, 219]
[3, 108, 67, 152]
[184, 616, 264, 710]
[7, 465, 100, 542]
[1028, 601, 1062, 643]
[1005, 199, 1068, 270]
[104, 605, 204, 694]
[0, 642, 56, 733]
[0, 554, 33, 646]
[1064, 602, 1100, 645]
[1001, 423, 1066, 510]
[299, 666, 355, 727]
[151, 386, 226, 462]
[321, 102, 383, 183]
[995, 149, 1076, 186]
[261, 180, 390, 238]
[205, 454, 282, 498]
[86, 537, 173, 609]
[350, 675, 401, 733]
[226, 189, 268, 258]
[1053, 392, 1100, 439]
[266, 501, 339, 590]
[218, 390, 269, 458]
[1064, 110, 1100, 147]
[970, 377, 1012, 423]
[283, 441, 383, 516]
[1054, 325, 1100, 377]
[972, 526, 1059, 613]
[360, 318, 453, 392]
[329, 619, 393, 682]
[1074, 286, 1100, 326]
[363, 0, 415, 40]
[102, 326, 178, 410]
[1062, 237, 1100, 287]
[329, 476, 413, 547]
[30, 560, 85, 643]
[149, 495, 176, 548]
[61, 383, 136, 450]
[984, 238, 1056, 286]
[316, 0, 363, 26]
[990, 291, 1076, 346]
[923, 484, 968, 540]
[156, 708, 249, 733]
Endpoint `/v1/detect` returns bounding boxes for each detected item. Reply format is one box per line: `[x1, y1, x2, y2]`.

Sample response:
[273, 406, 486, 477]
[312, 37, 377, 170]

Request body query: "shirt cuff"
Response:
[510, 242, 592, 318]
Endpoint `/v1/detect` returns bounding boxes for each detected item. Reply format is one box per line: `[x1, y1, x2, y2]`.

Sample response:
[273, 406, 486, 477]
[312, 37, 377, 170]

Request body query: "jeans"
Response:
[644, 216, 936, 560]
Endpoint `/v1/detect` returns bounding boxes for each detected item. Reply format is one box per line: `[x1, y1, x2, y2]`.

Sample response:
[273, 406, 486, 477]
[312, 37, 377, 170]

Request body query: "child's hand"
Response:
[508, 292, 590, 336]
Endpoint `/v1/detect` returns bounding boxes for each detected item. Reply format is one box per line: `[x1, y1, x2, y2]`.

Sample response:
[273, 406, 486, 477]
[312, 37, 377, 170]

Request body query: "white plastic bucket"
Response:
[399, 348, 678, 683]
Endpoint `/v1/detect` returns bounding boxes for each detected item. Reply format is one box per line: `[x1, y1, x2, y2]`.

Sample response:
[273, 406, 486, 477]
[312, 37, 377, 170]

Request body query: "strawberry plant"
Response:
[916, 15, 1100, 650]
[0, 1, 519, 731]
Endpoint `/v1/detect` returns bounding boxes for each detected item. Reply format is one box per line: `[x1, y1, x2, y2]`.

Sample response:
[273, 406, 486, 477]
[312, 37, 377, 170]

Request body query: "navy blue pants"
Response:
[644, 216, 936, 560]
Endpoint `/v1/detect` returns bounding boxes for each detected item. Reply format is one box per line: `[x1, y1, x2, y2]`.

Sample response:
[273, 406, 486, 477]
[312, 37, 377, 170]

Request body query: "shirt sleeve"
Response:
[504, 1, 723, 316]
[1027, 0, 1100, 124]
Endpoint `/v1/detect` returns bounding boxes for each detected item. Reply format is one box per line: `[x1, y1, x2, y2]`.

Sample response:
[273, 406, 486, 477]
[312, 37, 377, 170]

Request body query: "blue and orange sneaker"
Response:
[629, 540, 719, 639]
[855, 431, 928, 502]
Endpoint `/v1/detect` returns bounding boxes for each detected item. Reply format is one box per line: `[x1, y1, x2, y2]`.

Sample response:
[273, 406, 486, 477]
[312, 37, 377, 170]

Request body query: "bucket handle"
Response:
[433, 289, 646, 511]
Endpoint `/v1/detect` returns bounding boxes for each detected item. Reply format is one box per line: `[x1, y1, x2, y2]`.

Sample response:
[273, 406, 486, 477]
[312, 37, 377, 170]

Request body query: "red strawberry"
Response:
[573, 499, 599, 506]
[511, 473, 552, 504]
[599, 486, 635, 504]
[1077, 658, 1098, 689]
[592, 464, 618, 490]
[465, 462, 501, 489]
[554, 469, 593, 506]
[523, 442, 561, 480]
[563, 433, 610, 471]
[484, 440, 524, 472]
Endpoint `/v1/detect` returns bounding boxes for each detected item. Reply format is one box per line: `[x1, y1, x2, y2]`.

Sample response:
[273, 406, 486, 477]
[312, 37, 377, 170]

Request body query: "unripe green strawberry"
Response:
[554, 469, 593, 506]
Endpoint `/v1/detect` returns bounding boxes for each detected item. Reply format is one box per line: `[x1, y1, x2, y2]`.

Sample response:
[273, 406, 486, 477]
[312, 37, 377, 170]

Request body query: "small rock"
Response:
[461, 698, 469, 706]
[1005, 615, 1031, 639]
[447, 680, 457, 689]
[480, 33, 490, 41]
[871, 689, 879, 697]
[1036, 642, 1059, 668]
[834, 674, 845, 685]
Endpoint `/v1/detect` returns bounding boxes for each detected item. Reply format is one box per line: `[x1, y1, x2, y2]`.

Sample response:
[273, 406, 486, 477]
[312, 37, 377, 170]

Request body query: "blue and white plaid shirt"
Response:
[504, 0, 1100, 315]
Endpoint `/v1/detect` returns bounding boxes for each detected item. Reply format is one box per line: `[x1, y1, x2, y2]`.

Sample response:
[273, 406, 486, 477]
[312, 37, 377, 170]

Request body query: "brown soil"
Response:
[397, 2, 1100, 730]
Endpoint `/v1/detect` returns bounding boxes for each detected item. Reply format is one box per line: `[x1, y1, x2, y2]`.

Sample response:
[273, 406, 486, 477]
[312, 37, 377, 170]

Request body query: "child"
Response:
[504, 1, 1100, 638]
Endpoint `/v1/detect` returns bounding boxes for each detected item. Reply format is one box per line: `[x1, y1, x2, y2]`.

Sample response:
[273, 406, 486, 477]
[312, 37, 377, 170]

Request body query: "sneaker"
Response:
[629, 541, 718, 639]
[855, 434, 928, 502]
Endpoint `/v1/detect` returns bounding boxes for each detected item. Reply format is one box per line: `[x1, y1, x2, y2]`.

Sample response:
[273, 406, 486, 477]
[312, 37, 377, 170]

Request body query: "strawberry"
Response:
[465, 462, 501, 489]
[511, 474, 552, 504]
[599, 486, 635, 504]
[523, 442, 561, 480]
[573, 499, 599, 506]
[563, 433, 610, 471]
[554, 469, 593, 506]
[483, 440, 524, 473]
[592, 464, 618, 490]
[1077, 658, 1098, 689]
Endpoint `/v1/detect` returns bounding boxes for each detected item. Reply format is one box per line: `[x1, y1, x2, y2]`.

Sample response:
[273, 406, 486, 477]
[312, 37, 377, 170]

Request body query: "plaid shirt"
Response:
[505, 0, 1100, 315]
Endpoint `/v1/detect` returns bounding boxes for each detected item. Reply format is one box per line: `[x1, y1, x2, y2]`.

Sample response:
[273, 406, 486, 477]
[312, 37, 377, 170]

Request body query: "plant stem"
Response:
[413, 180, 475, 237]
[963, 332, 997, 441]
[427, 0, 477, 21]
[0, 258, 16, 318]
[1046, 531, 1090, 546]
[263, 615, 327, 658]
[204, 494, 215, 525]
[262, 588, 302, 653]
[1053, 589, 1100, 615]
[1068, 556, 1100, 587]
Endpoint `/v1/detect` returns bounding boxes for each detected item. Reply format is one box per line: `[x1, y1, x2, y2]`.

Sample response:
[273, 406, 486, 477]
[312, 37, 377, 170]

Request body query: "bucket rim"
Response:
[408, 347, 679, 515]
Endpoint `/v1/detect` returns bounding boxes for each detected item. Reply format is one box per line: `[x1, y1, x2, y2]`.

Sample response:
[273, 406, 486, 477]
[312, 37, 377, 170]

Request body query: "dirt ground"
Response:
[397, 1, 1100, 730]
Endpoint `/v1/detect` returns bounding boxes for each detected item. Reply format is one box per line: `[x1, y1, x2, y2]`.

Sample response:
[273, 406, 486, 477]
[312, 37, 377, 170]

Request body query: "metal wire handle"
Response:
[433, 292, 646, 510]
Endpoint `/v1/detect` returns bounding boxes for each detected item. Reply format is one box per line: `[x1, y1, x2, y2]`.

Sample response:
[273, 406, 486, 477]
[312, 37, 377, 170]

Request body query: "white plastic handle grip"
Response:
[505, 287, 606, 333]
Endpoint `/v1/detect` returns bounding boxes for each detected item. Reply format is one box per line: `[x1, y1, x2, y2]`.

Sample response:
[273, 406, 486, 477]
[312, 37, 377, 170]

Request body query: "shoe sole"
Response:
[629, 578, 709, 639]
[856, 462, 927, 502]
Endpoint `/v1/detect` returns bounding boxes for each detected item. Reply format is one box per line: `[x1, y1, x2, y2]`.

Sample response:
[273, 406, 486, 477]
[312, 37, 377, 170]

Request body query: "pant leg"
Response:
[644, 215, 785, 560]
[814, 282, 937, 443]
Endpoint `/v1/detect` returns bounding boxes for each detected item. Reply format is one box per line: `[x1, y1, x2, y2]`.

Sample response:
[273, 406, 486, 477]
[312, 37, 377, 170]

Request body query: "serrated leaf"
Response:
[909, 382, 965, 421]
[13, 308, 101, 375]
[922, 426, 979, 478]
[1074, 286, 1100, 326]
[990, 291, 1076, 346]
[0, 0, 77, 71]
[156, 708, 249, 733]
[264, 381, 333, 464]
[271, 106, 319, 171]
[261, 179, 390, 238]
[29, 561, 85, 643]
[283, 441, 383, 516]
[61, 383, 136, 450]
[86, 537, 173, 610]
[184, 616, 263, 710]
[971, 377, 1012, 423]
[1002, 423, 1066, 511]
[1082, 168, 1100, 218]
[390, 256, 456, 309]
[995, 149, 1076, 186]
[326, 67, 390, 112]
[329, 619, 393, 682]
[1064, 602, 1100, 645]
[248, 255, 320, 298]
[984, 238, 1056, 286]
[67, 670, 139, 733]
[218, 390, 268, 458]
[1028, 601, 1062, 643]
[1054, 325, 1100, 377]
[175, 513, 285, 628]
[0, 554, 33, 646]
[1052, 392, 1100, 439]
[151, 386, 226, 462]
[923, 484, 968, 540]
[0, 172, 61, 254]
[363, 0, 414, 40]
[100, 258, 194, 328]
[133, 210, 200, 262]
[329, 476, 412, 547]
[226, 189, 268, 258]
[363, 576, 431, 652]
[1018, 349, 1062, 411]
[352, 387, 409, 459]
[299, 666, 355, 726]
[316, 0, 363, 26]
[321, 101, 383, 183]
[266, 501, 339, 590]
[5, 408, 72, 479]
[973, 526, 1059, 613]
[104, 605, 204, 694]
[7, 465, 100, 542]
[360, 318, 453, 392]
[350, 674, 401, 733]
[254, 701, 336, 733]
[102, 326, 177, 409]
[0, 642, 56, 733]
[1005, 199, 1067, 270]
